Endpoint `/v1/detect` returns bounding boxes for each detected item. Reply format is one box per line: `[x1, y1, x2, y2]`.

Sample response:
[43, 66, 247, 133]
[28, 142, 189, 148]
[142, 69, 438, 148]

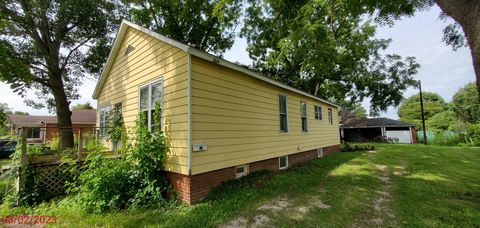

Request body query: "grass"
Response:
[0, 144, 479, 227]
[0, 159, 13, 202]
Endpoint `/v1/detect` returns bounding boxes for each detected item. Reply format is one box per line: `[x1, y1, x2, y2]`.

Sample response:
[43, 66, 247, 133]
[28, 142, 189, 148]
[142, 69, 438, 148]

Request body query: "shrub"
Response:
[68, 102, 172, 213]
[341, 143, 374, 152]
[26, 144, 44, 156]
[46, 134, 78, 153]
[429, 132, 462, 146]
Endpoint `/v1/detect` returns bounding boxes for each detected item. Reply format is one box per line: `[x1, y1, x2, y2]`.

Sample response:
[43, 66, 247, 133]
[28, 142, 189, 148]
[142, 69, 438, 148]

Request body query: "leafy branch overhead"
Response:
[242, 0, 420, 114]
[124, 0, 243, 55]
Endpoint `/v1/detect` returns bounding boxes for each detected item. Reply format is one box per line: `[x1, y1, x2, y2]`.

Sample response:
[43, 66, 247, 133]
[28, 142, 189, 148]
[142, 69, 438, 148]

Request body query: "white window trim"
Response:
[99, 105, 110, 137]
[279, 156, 288, 170]
[279, 94, 289, 133]
[317, 148, 324, 158]
[300, 100, 308, 133]
[138, 78, 164, 132]
[26, 127, 42, 140]
[236, 164, 249, 178]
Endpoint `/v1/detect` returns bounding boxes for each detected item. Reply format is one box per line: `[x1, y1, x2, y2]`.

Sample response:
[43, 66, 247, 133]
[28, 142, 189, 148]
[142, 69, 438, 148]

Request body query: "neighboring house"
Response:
[92, 20, 340, 204]
[8, 110, 97, 144]
[340, 117, 416, 144]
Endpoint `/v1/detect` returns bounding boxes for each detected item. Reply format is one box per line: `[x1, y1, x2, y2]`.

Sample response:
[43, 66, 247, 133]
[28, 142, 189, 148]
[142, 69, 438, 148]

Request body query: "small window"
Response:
[279, 156, 288, 170]
[314, 105, 322, 120]
[300, 101, 307, 132]
[317, 148, 324, 158]
[99, 106, 110, 137]
[279, 95, 288, 132]
[328, 108, 333, 124]
[236, 164, 248, 178]
[139, 80, 163, 131]
[27, 128, 41, 139]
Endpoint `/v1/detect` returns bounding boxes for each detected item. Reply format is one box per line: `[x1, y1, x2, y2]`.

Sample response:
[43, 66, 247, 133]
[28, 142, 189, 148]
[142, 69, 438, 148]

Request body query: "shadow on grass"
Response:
[371, 144, 480, 227]
[112, 152, 366, 227]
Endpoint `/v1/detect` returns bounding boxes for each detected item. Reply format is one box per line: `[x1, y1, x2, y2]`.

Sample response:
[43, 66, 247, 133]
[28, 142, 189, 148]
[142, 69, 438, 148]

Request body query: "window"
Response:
[314, 105, 322, 120]
[279, 95, 288, 132]
[279, 156, 288, 170]
[328, 108, 333, 124]
[300, 101, 307, 132]
[317, 148, 324, 158]
[99, 106, 110, 137]
[139, 80, 163, 131]
[27, 128, 41, 139]
[236, 164, 248, 178]
[112, 103, 122, 150]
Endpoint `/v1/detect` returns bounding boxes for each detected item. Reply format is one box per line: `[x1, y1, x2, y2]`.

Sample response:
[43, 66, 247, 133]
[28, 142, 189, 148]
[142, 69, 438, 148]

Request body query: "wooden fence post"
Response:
[77, 128, 83, 160]
[15, 127, 28, 196]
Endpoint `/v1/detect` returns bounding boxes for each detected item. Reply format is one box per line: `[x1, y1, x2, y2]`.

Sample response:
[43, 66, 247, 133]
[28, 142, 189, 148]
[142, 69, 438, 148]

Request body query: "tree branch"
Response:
[146, 0, 161, 28]
[60, 38, 92, 71]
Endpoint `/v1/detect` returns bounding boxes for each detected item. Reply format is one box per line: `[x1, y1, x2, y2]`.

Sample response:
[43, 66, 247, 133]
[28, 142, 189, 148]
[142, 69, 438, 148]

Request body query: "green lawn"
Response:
[1, 144, 479, 227]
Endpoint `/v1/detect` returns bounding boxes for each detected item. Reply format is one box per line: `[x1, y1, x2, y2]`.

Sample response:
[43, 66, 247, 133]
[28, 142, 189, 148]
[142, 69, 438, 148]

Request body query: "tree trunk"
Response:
[50, 73, 74, 151]
[435, 0, 480, 95]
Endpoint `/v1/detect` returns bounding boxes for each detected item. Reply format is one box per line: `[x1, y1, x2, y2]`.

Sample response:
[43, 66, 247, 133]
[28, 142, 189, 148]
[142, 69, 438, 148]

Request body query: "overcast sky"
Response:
[0, 5, 475, 119]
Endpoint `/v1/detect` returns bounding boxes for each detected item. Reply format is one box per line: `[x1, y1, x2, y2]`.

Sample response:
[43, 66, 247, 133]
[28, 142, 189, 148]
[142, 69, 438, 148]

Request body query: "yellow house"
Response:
[92, 20, 340, 204]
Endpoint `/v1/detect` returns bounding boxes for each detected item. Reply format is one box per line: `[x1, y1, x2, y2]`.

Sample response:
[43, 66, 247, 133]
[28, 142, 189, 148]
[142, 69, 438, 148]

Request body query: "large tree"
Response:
[123, 0, 243, 55]
[397, 92, 448, 129]
[452, 82, 480, 124]
[335, 100, 367, 125]
[434, 0, 480, 95]
[0, 0, 121, 149]
[242, 0, 420, 114]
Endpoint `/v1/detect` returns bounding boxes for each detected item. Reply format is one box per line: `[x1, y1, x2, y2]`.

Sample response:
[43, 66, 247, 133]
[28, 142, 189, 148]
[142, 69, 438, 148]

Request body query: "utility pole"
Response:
[418, 80, 427, 145]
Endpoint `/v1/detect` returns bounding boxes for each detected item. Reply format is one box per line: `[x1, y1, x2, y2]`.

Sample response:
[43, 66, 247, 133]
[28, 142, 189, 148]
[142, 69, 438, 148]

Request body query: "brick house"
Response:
[8, 109, 96, 144]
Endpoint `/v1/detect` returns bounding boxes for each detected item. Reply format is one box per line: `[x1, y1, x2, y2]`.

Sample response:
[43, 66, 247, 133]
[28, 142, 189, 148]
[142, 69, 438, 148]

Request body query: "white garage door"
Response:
[386, 130, 412, 144]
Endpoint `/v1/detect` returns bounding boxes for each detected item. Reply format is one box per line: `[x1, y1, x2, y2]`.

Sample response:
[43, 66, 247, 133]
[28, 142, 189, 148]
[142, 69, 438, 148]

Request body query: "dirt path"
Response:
[220, 192, 332, 228]
[220, 150, 400, 228]
[364, 150, 397, 227]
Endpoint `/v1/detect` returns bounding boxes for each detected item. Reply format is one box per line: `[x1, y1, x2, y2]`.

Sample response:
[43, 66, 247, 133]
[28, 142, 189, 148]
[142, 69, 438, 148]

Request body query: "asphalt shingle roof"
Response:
[8, 109, 96, 125]
[341, 117, 414, 128]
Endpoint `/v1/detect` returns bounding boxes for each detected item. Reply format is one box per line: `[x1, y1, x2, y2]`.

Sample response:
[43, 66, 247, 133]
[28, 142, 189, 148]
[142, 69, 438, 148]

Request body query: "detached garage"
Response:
[340, 118, 417, 144]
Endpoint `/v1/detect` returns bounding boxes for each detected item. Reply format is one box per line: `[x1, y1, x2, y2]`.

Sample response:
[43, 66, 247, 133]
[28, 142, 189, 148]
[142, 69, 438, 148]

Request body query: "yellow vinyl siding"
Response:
[96, 27, 189, 174]
[191, 57, 340, 174]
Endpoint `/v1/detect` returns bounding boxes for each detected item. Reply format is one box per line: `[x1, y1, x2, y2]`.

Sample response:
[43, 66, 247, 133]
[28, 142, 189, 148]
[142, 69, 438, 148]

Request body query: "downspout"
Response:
[187, 54, 192, 176]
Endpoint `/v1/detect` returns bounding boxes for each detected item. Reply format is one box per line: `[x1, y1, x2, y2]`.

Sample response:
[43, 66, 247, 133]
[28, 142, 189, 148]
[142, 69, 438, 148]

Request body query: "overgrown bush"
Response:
[26, 144, 44, 156]
[46, 134, 79, 153]
[429, 132, 462, 146]
[68, 102, 172, 213]
[341, 143, 374, 152]
[105, 105, 125, 151]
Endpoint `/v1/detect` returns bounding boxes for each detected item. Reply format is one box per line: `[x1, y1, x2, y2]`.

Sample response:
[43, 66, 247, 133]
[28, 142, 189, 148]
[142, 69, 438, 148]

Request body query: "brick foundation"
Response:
[166, 144, 340, 204]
